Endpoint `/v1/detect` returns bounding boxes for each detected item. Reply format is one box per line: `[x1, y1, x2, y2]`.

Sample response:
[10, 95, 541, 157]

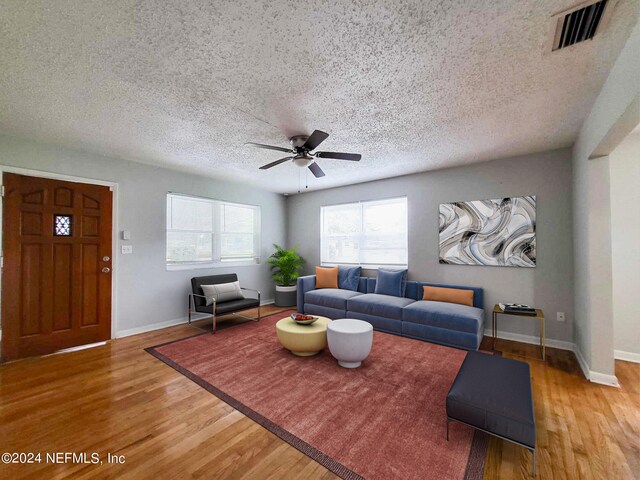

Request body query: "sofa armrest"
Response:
[297, 275, 316, 313]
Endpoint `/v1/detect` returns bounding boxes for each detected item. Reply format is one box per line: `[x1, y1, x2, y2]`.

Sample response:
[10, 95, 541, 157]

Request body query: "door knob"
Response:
[102, 267, 111, 273]
[103, 256, 110, 262]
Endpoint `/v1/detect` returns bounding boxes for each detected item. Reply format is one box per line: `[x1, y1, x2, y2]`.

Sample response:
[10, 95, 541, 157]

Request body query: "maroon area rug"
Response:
[146, 311, 487, 480]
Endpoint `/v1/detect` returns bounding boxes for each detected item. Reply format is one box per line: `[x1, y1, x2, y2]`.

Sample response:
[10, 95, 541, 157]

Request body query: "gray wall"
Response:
[610, 131, 640, 358]
[0, 134, 286, 335]
[571, 21, 640, 377]
[287, 148, 574, 344]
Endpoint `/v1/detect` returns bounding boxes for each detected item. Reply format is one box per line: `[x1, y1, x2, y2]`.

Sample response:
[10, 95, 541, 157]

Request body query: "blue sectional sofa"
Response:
[297, 275, 484, 351]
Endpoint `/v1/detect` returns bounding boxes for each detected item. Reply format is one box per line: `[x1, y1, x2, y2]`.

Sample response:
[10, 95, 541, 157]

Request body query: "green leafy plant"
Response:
[267, 244, 305, 286]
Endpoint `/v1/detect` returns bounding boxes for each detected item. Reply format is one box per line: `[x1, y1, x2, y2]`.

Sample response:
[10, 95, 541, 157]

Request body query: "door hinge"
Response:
[0, 185, 4, 197]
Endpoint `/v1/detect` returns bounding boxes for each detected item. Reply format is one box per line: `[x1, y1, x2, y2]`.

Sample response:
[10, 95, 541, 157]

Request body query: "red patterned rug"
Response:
[146, 311, 487, 480]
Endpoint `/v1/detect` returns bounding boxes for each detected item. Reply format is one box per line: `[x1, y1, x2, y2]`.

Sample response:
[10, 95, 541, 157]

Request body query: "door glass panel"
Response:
[54, 215, 72, 236]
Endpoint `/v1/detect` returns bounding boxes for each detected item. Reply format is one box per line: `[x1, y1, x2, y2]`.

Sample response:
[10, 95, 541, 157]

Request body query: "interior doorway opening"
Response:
[609, 123, 640, 372]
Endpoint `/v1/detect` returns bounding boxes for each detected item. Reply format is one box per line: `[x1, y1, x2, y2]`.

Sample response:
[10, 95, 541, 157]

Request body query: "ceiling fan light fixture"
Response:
[293, 154, 312, 167]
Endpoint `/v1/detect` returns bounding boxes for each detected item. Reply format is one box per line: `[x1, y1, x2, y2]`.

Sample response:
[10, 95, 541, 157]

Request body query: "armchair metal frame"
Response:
[188, 288, 261, 333]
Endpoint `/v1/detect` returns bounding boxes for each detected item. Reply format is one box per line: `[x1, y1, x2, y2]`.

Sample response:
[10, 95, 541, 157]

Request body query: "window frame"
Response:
[320, 196, 408, 269]
[166, 193, 261, 270]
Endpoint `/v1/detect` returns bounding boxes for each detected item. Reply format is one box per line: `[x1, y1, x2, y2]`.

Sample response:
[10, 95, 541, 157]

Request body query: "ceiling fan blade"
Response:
[303, 130, 329, 151]
[308, 162, 325, 178]
[259, 156, 293, 170]
[314, 151, 361, 161]
[246, 142, 293, 153]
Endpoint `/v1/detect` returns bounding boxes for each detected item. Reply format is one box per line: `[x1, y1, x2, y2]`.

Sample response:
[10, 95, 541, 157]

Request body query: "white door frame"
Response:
[0, 165, 120, 340]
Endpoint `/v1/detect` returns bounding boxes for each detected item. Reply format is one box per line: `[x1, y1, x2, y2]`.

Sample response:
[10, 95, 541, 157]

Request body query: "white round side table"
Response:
[327, 319, 373, 368]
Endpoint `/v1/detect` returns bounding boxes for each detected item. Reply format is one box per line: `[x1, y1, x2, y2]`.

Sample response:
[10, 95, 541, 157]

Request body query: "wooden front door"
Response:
[1, 173, 112, 361]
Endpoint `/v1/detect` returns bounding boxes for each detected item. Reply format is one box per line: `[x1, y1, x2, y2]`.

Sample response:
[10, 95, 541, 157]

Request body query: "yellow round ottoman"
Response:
[275, 316, 331, 356]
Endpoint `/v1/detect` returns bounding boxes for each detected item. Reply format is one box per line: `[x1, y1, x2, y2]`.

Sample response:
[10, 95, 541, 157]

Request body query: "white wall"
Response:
[0, 134, 287, 336]
[287, 149, 574, 345]
[610, 129, 640, 360]
[572, 21, 640, 380]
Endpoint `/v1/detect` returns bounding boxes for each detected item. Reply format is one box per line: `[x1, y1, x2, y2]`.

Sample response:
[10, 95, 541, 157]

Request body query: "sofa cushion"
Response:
[402, 321, 481, 351]
[192, 274, 239, 308]
[316, 266, 339, 288]
[374, 268, 408, 297]
[402, 301, 483, 334]
[422, 286, 474, 307]
[348, 311, 402, 334]
[196, 297, 259, 315]
[338, 265, 361, 291]
[305, 288, 363, 310]
[417, 282, 484, 309]
[348, 293, 415, 320]
[201, 281, 244, 306]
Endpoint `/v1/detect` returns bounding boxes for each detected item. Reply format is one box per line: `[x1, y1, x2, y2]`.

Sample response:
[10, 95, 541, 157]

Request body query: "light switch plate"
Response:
[121, 245, 133, 254]
[122, 230, 131, 240]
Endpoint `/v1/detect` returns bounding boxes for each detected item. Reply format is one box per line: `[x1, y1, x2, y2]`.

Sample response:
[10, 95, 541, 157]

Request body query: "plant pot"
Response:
[275, 285, 297, 307]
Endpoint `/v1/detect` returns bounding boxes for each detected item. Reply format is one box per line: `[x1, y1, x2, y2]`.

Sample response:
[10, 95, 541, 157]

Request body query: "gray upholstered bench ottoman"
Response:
[446, 351, 536, 476]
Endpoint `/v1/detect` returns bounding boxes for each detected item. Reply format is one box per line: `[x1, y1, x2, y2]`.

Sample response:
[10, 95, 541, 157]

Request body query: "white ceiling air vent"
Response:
[550, 0, 613, 51]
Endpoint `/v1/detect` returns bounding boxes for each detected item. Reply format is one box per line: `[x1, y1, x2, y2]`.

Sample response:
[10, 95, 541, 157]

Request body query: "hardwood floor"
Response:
[481, 338, 639, 480]
[1, 305, 638, 479]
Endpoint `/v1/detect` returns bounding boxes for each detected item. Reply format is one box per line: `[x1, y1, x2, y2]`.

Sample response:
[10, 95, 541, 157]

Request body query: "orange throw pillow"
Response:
[315, 266, 339, 289]
[423, 286, 474, 307]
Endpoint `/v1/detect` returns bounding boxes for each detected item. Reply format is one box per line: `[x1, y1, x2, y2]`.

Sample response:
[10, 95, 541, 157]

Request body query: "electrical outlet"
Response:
[121, 245, 133, 254]
[557, 312, 565, 322]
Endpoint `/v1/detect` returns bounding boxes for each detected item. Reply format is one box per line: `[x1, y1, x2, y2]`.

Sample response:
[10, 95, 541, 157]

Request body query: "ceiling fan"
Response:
[246, 130, 361, 178]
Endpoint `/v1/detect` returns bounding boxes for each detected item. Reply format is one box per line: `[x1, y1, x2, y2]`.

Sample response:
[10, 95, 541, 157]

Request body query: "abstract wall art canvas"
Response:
[439, 196, 536, 268]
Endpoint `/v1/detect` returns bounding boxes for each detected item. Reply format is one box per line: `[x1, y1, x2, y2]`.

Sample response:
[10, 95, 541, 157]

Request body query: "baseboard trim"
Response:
[115, 299, 275, 338]
[573, 346, 591, 381]
[588, 371, 620, 387]
[614, 349, 640, 364]
[573, 345, 620, 387]
[483, 329, 574, 351]
[116, 317, 188, 338]
[489, 330, 621, 387]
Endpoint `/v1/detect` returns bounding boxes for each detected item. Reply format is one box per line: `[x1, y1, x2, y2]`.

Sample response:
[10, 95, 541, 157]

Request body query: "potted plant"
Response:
[268, 244, 305, 307]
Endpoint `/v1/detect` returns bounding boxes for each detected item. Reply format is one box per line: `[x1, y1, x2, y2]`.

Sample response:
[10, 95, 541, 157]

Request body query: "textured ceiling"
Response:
[0, 1, 638, 194]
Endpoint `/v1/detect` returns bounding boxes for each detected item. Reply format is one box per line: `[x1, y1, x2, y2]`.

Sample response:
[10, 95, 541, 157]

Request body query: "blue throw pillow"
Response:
[374, 268, 408, 297]
[338, 266, 361, 291]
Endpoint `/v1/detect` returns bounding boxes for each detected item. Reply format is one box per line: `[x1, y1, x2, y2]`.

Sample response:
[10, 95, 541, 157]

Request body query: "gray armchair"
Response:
[188, 274, 261, 333]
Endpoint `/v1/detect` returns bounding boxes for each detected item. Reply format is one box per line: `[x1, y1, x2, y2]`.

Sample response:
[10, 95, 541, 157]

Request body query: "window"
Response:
[321, 197, 408, 268]
[166, 193, 260, 268]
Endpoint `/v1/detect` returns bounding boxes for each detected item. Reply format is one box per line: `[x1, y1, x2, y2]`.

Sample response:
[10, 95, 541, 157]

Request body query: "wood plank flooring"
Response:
[1, 305, 638, 479]
[481, 337, 639, 480]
